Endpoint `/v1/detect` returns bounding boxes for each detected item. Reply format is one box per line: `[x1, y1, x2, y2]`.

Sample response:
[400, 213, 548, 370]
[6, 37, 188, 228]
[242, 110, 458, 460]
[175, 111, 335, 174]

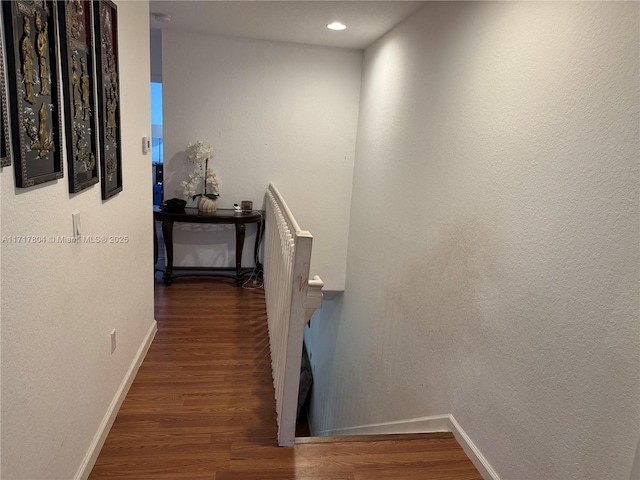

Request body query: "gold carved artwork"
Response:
[101, 7, 113, 69]
[71, 54, 91, 121]
[23, 115, 36, 144]
[106, 153, 116, 180]
[101, 8, 118, 143]
[35, 10, 49, 95]
[97, 1, 122, 198]
[105, 77, 118, 140]
[71, 55, 82, 119]
[24, 103, 55, 158]
[74, 123, 95, 172]
[66, 0, 83, 40]
[81, 57, 91, 121]
[20, 16, 36, 104]
[60, 0, 102, 192]
[8, 1, 64, 187]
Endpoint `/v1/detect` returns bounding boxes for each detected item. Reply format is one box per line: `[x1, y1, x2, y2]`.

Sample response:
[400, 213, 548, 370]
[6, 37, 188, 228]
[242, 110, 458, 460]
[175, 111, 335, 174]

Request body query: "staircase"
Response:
[88, 280, 482, 479]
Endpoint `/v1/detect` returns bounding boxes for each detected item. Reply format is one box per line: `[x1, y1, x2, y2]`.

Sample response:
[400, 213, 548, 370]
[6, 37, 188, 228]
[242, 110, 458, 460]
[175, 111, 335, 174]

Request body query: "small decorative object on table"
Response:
[181, 140, 219, 212]
[159, 198, 186, 212]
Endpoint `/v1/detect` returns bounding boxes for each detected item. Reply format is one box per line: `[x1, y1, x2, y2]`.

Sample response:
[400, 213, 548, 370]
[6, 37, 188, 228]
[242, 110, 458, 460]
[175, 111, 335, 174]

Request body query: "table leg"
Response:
[162, 220, 174, 285]
[235, 223, 246, 286]
[153, 218, 158, 267]
[254, 216, 264, 272]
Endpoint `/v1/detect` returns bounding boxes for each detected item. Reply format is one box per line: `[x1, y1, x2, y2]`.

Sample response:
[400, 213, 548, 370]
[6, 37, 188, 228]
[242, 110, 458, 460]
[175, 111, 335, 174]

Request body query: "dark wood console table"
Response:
[153, 206, 264, 286]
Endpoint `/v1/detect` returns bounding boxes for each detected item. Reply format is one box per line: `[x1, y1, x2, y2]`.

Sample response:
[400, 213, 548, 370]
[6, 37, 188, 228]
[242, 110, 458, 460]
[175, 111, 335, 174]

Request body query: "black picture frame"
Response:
[58, 0, 99, 193]
[2, 0, 63, 187]
[0, 11, 11, 167]
[1, 11, 11, 168]
[93, 0, 121, 200]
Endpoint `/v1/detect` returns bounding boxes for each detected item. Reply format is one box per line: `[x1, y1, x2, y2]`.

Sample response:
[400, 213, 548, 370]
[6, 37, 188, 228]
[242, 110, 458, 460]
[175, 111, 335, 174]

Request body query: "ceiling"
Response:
[148, 1, 426, 50]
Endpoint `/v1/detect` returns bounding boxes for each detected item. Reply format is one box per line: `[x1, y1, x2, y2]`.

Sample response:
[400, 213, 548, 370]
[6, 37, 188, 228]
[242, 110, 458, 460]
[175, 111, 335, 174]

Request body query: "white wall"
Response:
[0, 2, 154, 478]
[162, 31, 362, 291]
[150, 29, 162, 83]
[305, 2, 639, 479]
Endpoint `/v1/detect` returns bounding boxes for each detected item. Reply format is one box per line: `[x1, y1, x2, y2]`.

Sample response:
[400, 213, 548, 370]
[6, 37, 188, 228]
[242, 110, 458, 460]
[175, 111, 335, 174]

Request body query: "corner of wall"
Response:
[448, 415, 500, 480]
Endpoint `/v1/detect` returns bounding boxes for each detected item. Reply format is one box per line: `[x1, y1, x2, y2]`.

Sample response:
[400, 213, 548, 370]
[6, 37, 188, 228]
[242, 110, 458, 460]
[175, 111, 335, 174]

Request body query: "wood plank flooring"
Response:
[89, 278, 482, 479]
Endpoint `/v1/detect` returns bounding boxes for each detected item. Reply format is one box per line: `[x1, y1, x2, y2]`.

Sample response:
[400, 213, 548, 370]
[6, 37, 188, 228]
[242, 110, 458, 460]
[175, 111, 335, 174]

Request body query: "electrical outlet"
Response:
[110, 329, 117, 353]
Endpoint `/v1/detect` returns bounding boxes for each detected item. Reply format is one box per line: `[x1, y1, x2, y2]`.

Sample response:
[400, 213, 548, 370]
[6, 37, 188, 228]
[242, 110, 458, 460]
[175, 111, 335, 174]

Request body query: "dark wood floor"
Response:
[89, 278, 482, 479]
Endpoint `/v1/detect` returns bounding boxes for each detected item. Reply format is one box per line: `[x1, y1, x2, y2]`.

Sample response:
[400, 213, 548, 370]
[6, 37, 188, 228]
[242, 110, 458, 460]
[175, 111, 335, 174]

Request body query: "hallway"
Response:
[89, 278, 482, 479]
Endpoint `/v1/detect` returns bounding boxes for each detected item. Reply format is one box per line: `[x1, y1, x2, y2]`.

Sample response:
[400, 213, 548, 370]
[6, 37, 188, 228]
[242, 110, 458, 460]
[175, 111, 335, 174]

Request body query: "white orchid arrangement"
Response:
[181, 141, 220, 201]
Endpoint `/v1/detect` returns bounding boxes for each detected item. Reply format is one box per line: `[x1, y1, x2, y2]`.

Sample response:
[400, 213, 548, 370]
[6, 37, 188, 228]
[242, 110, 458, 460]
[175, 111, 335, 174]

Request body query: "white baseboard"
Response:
[74, 320, 158, 480]
[313, 414, 450, 437]
[310, 412, 499, 480]
[449, 415, 500, 480]
[630, 437, 640, 480]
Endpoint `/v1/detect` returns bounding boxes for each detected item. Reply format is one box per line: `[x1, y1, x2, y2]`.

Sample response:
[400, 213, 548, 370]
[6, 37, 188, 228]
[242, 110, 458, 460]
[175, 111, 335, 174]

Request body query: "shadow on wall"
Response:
[303, 294, 345, 435]
[164, 151, 189, 203]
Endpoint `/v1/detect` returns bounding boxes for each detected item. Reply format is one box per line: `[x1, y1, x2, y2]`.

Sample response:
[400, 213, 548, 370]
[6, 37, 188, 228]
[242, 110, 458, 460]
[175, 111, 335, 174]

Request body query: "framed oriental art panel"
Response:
[58, 0, 99, 193]
[1, 15, 11, 167]
[94, 0, 121, 200]
[2, 0, 63, 187]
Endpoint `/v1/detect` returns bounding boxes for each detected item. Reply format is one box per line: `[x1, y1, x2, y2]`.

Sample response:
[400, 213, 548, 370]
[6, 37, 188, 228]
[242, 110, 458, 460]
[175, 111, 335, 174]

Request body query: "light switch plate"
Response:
[142, 137, 151, 155]
[72, 211, 81, 239]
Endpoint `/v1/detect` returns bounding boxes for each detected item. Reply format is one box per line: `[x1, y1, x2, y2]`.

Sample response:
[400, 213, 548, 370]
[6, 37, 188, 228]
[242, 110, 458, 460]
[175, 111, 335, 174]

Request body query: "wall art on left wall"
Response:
[94, 0, 122, 200]
[2, 0, 63, 187]
[0, 9, 12, 168]
[59, 0, 99, 193]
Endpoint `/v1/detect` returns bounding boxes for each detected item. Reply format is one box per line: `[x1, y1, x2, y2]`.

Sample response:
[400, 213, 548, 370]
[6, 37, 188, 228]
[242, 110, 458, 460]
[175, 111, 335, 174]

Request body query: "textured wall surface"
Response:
[0, 2, 154, 478]
[162, 31, 362, 291]
[305, 2, 639, 479]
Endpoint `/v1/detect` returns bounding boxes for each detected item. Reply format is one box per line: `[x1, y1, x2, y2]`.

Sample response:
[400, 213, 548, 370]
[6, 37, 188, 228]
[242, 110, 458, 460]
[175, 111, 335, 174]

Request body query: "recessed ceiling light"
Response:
[327, 22, 347, 31]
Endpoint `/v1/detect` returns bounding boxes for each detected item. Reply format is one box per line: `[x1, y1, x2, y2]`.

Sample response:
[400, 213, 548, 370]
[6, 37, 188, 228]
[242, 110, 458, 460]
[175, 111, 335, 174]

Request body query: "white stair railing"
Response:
[264, 183, 323, 447]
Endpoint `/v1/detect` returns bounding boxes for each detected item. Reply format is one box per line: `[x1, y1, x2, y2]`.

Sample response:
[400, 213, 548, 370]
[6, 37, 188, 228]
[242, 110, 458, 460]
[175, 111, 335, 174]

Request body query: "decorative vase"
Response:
[198, 196, 218, 212]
